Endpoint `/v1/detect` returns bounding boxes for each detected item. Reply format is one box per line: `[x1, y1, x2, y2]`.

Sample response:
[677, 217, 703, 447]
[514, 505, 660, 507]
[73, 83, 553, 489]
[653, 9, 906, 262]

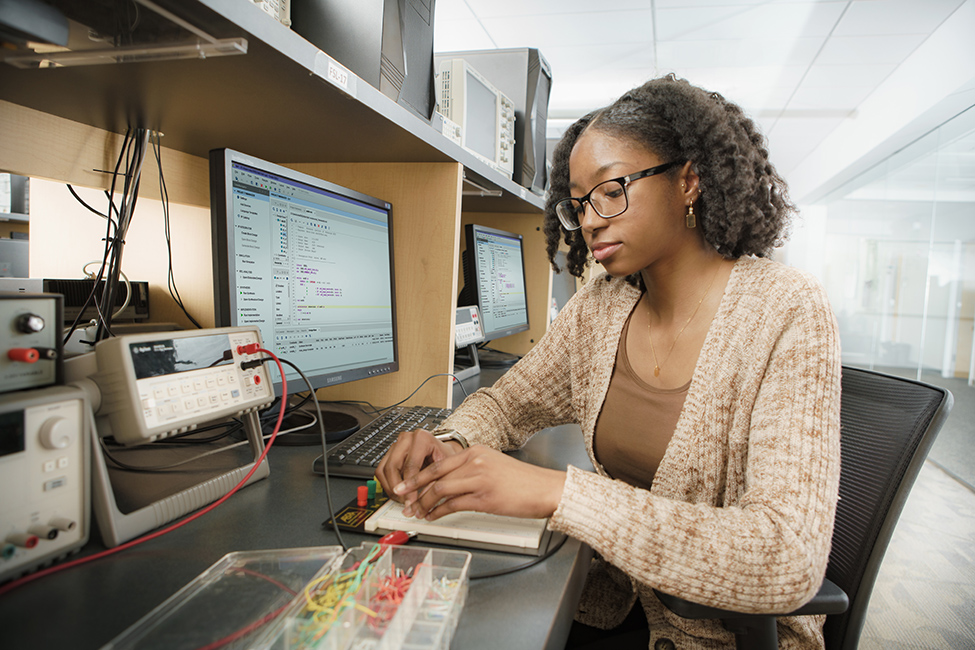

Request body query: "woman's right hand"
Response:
[375, 429, 464, 505]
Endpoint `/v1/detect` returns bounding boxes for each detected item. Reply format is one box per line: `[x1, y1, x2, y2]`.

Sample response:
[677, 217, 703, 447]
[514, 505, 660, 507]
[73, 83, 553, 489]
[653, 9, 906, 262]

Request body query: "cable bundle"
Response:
[93, 127, 151, 342]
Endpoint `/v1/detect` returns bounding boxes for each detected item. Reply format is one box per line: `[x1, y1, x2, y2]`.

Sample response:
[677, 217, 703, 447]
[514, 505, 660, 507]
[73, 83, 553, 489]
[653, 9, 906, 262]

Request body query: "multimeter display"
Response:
[129, 334, 235, 379]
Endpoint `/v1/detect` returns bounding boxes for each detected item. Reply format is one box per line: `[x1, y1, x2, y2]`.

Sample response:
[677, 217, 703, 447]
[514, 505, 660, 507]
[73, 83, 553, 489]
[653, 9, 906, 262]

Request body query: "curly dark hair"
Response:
[544, 74, 796, 283]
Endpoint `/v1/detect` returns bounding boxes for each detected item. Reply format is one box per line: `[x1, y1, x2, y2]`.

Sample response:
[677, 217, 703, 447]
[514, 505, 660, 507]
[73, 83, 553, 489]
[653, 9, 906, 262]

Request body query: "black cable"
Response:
[98, 421, 245, 472]
[66, 184, 114, 223]
[375, 373, 469, 415]
[152, 133, 202, 329]
[94, 129, 131, 338]
[470, 534, 568, 580]
[62, 182, 121, 345]
[270, 356, 348, 551]
[95, 127, 151, 343]
[258, 391, 314, 425]
[328, 399, 381, 417]
[155, 420, 243, 444]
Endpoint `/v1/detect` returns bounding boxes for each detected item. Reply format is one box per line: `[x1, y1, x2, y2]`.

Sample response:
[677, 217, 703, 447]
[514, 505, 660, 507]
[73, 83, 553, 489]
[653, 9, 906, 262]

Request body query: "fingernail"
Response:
[403, 504, 414, 517]
[393, 482, 406, 495]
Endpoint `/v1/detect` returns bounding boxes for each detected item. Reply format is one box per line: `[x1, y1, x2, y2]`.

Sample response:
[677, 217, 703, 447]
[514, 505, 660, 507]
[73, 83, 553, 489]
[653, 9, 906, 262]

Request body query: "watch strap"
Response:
[434, 429, 469, 449]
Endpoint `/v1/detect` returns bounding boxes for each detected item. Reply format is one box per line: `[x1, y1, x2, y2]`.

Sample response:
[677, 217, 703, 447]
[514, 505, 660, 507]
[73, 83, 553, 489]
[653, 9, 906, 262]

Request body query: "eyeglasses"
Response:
[554, 161, 684, 231]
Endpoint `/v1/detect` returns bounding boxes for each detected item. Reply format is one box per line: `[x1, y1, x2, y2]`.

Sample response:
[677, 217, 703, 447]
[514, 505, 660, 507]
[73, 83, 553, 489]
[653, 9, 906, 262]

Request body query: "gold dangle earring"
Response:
[681, 182, 696, 229]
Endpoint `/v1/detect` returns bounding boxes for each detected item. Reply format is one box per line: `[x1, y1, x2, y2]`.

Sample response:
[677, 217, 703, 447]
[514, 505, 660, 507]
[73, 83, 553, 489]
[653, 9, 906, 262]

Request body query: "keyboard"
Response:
[313, 405, 452, 479]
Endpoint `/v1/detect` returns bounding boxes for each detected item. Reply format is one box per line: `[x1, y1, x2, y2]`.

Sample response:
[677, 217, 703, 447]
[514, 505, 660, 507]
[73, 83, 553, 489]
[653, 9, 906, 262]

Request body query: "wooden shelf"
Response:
[0, 0, 549, 409]
[0, 0, 543, 213]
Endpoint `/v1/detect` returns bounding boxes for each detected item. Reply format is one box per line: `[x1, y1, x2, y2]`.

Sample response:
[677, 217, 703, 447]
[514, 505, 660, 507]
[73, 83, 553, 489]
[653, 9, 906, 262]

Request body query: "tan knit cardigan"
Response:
[439, 257, 842, 648]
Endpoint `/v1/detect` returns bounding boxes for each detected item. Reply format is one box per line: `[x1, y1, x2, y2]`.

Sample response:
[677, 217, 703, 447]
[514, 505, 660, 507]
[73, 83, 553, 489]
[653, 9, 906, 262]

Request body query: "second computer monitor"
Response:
[461, 223, 529, 342]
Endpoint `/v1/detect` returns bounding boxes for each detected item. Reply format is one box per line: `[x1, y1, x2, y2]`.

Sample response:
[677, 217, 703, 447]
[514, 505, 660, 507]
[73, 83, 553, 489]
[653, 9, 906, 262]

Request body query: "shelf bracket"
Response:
[462, 176, 504, 198]
[1, 0, 248, 69]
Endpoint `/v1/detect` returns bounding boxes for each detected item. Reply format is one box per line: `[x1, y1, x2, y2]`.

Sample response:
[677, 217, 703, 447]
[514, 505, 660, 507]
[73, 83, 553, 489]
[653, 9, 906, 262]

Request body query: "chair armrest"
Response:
[654, 578, 849, 620]
[790, 578, 848, 616]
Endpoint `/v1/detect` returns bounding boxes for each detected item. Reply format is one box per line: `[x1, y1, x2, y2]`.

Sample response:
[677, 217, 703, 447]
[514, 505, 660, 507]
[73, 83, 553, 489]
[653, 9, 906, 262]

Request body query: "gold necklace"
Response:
[647, 267, 720, 378]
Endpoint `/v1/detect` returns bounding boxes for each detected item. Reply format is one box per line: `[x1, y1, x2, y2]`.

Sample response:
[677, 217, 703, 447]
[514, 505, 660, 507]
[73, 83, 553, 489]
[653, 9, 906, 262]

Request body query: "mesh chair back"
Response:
[824, 367, 952, 649]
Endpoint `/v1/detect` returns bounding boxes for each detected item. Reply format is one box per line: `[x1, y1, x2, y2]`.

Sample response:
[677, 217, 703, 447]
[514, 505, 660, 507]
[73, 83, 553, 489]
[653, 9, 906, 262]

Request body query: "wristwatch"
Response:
[434, 429, 469, 449]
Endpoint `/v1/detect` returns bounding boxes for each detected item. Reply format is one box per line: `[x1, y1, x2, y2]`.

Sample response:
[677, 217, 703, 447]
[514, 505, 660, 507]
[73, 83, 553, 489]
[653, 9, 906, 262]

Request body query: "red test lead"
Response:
[377, 530, 416, 546]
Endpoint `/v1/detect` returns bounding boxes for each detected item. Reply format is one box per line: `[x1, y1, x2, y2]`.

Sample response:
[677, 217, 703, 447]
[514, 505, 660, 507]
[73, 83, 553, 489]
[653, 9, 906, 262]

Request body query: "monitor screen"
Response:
[462, 223, 529, 341]
[464, 69, 498, 162]
[210, 149, 398, 395]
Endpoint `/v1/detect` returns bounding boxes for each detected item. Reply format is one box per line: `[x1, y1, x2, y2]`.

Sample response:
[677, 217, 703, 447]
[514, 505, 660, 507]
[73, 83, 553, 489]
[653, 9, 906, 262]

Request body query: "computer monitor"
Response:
[458, 223, 529, 369]
[210, 148, 398, 440]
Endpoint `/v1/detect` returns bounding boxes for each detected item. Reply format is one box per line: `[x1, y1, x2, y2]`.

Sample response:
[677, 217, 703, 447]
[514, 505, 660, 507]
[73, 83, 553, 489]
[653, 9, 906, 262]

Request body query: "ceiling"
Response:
[432, 0, 974, 203]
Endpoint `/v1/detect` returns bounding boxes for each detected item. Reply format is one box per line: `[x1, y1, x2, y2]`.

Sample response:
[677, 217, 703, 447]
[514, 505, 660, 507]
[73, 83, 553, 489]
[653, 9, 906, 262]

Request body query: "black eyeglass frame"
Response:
[555, 160, 685, 231]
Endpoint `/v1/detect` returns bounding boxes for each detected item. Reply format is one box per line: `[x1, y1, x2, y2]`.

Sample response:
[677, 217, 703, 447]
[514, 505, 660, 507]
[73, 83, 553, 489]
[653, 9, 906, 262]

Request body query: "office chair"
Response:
[654, 366, 954, 649]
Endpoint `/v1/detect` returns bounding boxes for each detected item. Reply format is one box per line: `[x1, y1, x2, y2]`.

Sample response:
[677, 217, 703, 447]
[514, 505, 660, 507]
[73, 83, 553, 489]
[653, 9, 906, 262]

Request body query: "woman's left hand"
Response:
[391, 446, 566, 521]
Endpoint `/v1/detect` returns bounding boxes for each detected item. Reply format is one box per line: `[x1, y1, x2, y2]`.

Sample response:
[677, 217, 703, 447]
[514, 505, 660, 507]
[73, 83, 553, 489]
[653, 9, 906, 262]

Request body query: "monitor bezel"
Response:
[463, 222, 530, 342]
[209, 147, 399, 397]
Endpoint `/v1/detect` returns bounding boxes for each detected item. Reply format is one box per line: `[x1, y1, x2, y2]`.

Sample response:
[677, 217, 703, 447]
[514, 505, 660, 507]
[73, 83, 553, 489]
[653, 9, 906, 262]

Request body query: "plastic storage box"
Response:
[263, 543, 471, 650]
[102, 547, 345, 650]
[103, 544, 471, 650]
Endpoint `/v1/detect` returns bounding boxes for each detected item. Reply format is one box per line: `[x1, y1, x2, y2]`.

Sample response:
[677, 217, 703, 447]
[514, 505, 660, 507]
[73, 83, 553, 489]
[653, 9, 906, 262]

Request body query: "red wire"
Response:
[195, 602, 292, 650]
[0, 349, 287, 598]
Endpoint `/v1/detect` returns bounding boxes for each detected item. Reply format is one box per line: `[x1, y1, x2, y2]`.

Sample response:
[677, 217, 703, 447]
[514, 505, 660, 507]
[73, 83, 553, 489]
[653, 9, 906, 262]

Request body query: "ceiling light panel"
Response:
[479, 10, 655, 49]
[833, 0, 966, 37]
[656, 2, 847, 42]
[814, 34, 929, 65]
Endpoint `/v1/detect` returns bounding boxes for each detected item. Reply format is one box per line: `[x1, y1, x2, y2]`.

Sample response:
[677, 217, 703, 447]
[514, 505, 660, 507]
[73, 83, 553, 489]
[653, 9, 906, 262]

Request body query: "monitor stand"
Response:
[264, 397, 361, 446]
[473, 346, 519, 369]
[453, 343, 481, 382]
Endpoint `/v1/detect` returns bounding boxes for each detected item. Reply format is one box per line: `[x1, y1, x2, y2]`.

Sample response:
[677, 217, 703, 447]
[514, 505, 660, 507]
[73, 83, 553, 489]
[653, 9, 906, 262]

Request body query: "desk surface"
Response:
[0, 401, 593, 649]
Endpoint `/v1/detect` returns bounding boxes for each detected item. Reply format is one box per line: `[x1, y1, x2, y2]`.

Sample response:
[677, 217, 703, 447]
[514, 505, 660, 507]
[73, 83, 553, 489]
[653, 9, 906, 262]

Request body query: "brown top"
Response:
[594, 309, 688, 490]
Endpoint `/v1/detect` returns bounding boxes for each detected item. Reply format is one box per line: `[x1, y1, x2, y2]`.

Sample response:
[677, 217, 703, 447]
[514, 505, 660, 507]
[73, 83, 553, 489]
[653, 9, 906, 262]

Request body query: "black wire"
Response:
[327, 399, 381, 416]
[94, 128, 131, 339]
[152, 133, 202, 328]
[258, 391, 315, 425]
[95, 127, 150, 343]
[66, 184, 114, 223]
[98, 421, 245, 471]
[62, 181, 122, 344]
[270, 356, 348, 551]
[470, 534, 568, 580]
[155, 420, 243, 444]
[375, 373, 469, 415]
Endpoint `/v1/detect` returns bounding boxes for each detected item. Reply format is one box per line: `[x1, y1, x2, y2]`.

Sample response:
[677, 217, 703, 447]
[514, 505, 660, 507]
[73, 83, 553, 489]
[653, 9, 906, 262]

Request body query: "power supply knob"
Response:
[39, 417, 74, 450]
[16, 312, 46, 334]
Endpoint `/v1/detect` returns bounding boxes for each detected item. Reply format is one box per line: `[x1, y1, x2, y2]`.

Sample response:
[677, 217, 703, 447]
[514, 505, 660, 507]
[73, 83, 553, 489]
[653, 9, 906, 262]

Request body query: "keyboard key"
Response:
[321, 405, 452, 479]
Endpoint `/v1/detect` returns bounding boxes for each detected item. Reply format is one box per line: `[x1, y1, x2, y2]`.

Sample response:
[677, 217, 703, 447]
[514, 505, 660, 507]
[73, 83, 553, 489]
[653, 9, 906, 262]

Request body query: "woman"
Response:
[376, 74, 841, 649]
